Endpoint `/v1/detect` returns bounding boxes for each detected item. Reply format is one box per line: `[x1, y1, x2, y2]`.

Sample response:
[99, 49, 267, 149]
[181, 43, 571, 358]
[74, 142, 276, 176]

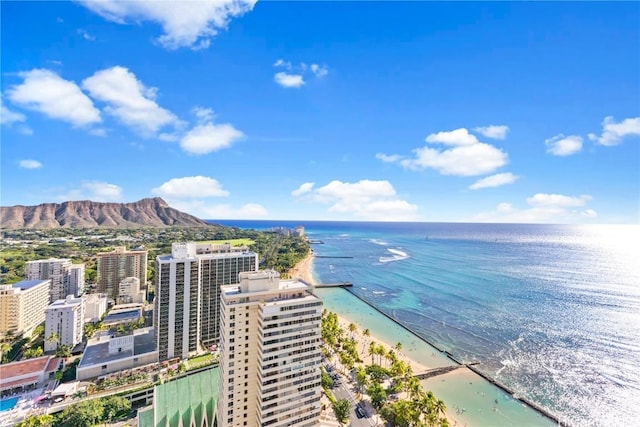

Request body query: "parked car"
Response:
[355, 405, 366, 418]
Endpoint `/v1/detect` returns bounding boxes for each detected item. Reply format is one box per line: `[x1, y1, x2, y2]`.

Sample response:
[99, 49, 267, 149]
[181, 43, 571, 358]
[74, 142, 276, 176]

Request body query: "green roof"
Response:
[141, 367, 219, 427]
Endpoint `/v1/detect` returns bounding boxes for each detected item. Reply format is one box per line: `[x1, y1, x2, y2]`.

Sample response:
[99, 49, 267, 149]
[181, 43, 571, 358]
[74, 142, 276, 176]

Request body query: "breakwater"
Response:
[339, 287, 568, 427]
[313, 255, 354, 259]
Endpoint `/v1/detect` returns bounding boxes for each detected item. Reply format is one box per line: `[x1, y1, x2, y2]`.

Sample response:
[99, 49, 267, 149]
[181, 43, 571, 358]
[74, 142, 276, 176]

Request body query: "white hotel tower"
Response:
[217, 270, 323, 427]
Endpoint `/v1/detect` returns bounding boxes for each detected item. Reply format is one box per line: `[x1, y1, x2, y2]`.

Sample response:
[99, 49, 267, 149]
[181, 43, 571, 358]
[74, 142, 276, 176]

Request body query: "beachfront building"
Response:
[44, 296, 85, 352]
[118, 276, 146, 304]
[0, 355, 62, 397]
[68, 264, 86, 297]
[154, 243, 200, 361]
[96, 246, 148, 299]
[153, 242, 258, 360]
[197, 244, 258, 347]
[217, 270, 323, 427]
[83, 293, 109, 323]
[25, 258, 79, 302]
[76, 327, 157, 381]
[0, 279, 51, 339]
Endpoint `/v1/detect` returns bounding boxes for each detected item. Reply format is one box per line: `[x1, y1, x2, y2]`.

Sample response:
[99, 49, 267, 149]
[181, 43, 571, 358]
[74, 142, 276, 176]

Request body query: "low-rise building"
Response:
[83, 293, 109, 323]
[0, 355, 62, 396]
[45, 296, 85, 352]
[76, 327, 158, 381]
[0, 279, 51, 339]
[118, 276, 146, 304]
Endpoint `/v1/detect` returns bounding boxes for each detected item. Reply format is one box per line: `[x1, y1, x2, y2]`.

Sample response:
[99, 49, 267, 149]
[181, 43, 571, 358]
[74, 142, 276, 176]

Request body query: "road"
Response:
[328, 367, 376, 427]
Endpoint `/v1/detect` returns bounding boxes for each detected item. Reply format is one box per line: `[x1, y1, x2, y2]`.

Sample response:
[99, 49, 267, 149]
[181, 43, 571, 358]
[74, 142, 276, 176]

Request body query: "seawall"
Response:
[338, 286, 568, 427]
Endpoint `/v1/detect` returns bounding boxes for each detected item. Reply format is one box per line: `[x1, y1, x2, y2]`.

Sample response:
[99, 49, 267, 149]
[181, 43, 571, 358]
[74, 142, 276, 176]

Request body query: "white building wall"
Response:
[26, 259, 72, 302]
[84, 294, 108, 323]
[217, 271, 323, 427]
[45, 296, 85, 352]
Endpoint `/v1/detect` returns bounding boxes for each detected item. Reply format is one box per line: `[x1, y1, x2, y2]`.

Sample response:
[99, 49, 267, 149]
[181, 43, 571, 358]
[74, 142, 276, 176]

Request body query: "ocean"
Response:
[211, 220, 640, 427]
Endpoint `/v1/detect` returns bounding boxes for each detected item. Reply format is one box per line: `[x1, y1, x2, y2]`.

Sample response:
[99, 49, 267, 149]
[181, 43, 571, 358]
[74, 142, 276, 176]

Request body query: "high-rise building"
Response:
[25, 258, 73, 302]
[96, 247, 148, 299]
[217, 270, 323, 427]
[68, 264, 85, 297]
[154, 243, 258, 360]
[197, 245, 258, 348]
[44, 295, 85, 352]
[0, 280, 51, 339]
[154, 243, 200, 361]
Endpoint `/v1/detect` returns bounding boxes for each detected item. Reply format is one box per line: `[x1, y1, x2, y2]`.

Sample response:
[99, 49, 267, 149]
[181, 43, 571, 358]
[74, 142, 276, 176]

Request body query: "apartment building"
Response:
[217, 270, 323, 427]
[118, 276, 146, 304]
[198, 246, 258, 347]
[154, 243, 200, 361]
[68, 264, 85, 297]
[96, 247, 148, 299]
[153, 242, 258, 360]
[0, 279, 51, 339]
[44, 296, 85, 352]
[25, 258, 73, 302]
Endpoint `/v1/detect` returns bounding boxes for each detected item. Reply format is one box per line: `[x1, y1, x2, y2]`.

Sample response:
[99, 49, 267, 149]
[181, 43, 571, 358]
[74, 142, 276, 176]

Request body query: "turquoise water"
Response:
[214, 221, 640, 427]
[0, 396, 19, 412]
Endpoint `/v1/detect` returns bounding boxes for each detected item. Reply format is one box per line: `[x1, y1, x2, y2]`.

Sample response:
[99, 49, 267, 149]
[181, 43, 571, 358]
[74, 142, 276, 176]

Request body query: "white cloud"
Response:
[469, 172, 518, 190]
[588, 116, 640, 146]
[152, 176, 229, 198]
[1, 99, 26, 125]
[273, 59, 328, 87]
[180, 122, 244, 155]
[474, 125, 509, 140]
[379, 127, 508, 177]
[192, 107, 215, 123]
[425, 128, 479, 146]
[7, 69, 101, 127]
[168, 200, 268, 219]
[78, 0, 256, 50]
[293, 179, 419, 221]
[77, 29, 95, 41]
[292, 182, 315, 197]
[19, 159, 43, 169]
[58, 181, 123, 202]
[472, 193, 597, 223]
[273, 59, 292, 69]
[526, 193, 591, 208]
[310, 63, 328, 78]
[375, 153, 404, 163]
[545, 134, 583, 156]
[274, 72, 305, 88]
[82, 66, 178, 137]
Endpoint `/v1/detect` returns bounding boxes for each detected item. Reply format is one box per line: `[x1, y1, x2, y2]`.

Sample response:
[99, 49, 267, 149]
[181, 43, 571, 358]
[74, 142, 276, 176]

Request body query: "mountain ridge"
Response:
[0, 197, 211, 229]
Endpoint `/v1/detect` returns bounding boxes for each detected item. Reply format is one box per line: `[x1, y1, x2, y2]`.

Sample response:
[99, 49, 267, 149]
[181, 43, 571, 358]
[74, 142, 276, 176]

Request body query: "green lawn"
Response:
[197, 238, 254, 247]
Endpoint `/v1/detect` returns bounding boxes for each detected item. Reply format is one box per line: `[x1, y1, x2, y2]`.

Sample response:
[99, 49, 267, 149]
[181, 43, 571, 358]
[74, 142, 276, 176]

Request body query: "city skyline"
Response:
[1, 1, 639, 224]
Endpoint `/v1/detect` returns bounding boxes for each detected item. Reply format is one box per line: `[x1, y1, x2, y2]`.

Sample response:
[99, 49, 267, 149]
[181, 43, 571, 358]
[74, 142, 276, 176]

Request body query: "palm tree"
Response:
[46, 332, 59, 351]
[361, 328, 370, 353]
[368, 341, 377, 365]
[348, 322, 357, 340]
[0, 342, 12, 363]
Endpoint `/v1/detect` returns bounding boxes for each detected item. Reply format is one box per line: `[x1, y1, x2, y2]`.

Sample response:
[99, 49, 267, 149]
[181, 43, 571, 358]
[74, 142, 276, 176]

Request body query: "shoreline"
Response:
[291, 254, 464, 426]
[290, 254, 563, 427]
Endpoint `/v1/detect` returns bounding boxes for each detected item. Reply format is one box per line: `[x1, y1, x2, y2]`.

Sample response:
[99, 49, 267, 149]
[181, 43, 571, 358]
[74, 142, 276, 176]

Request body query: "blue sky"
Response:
[1, 1, 639, 223]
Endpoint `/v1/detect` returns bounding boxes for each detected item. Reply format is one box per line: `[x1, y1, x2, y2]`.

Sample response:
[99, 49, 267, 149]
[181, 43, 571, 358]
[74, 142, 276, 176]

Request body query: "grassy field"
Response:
[197, 238, 255, 246]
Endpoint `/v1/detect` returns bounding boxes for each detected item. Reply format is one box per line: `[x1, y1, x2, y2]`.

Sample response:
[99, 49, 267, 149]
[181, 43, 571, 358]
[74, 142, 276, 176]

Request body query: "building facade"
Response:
[198, 248, 258, 347]
[153, 243, 258, 360]
[154, 243, 200, 361]
[0, 280, 51, 339]
[83, 293, 108, 323]
[45, 296, 85, 352]
[68, 264, 85, 297]
[217, 271, 323, 427]
[96, 247, 148, 299]
[25, 258, 73, 302]
[118, 276, 146, 304]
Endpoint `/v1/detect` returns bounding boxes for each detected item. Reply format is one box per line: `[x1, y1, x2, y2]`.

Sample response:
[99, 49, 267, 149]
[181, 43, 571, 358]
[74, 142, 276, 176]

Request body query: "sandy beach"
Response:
[290, 254, 464, 426]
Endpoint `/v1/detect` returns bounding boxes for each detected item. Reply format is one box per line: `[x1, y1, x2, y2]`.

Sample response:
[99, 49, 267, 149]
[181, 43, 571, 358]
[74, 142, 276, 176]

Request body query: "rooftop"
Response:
[103, 308, 142, 325]
[0, 356, 60, 382]
[78, 328, 156, 368]
[4, 279, 50, 291]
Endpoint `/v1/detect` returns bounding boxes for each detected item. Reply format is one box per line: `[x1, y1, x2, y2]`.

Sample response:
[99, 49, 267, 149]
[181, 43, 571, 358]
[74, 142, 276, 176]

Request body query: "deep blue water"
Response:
[211, 220, 640, 426]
